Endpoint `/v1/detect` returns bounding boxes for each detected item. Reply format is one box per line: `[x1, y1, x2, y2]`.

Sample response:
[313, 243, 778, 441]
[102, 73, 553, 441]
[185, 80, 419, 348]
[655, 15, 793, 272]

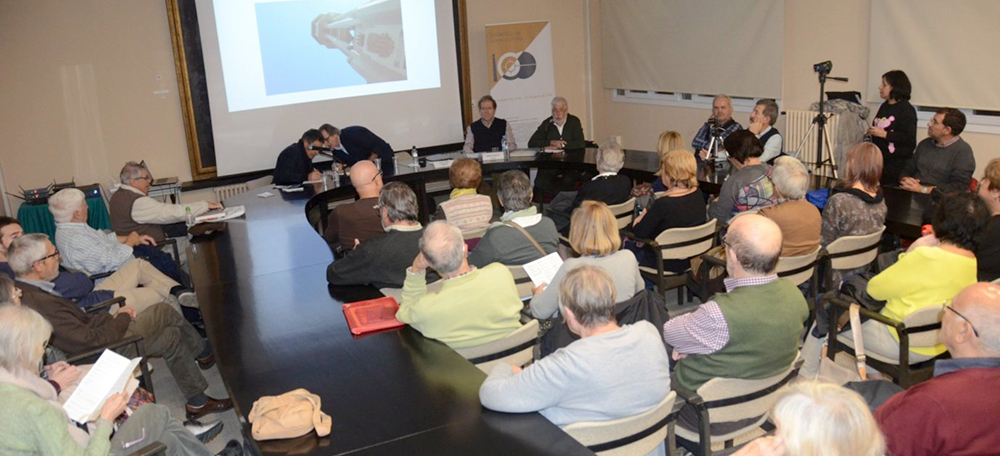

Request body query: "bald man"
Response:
[692, 95, 743, 165]
[666, 215, 808, 451]
[323, 160, 385, 253]
[875, 282, 1000, 455]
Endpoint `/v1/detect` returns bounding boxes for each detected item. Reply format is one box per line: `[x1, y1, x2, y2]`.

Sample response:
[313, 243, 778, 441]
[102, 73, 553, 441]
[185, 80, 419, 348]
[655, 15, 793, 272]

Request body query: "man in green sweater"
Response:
[397, 221, 522, 349]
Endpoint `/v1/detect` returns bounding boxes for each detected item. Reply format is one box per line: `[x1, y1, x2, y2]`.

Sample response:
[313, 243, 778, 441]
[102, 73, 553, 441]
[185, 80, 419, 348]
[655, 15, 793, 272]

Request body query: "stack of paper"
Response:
[195, 205, 246, 223]
[62, 350, 141, 423]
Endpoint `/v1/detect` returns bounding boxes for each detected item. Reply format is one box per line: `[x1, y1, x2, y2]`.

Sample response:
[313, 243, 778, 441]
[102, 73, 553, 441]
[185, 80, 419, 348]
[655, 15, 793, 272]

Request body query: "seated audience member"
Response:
[975, 157, 1000, 281]
[650, 131, 686, 193]
[529, 201, 644, 320]
[899, 107, 975, 194]
[463, 95, 516, 153]
[873, 282, 1000, 456]
[664, 215, 807, 443]
[548, 141, 633, 233]
[434, 158, 493, 234]
[747, 98, 783, 164]
[693, 95, 743, 166]
[8, 235, 232, 420]
[821, 143, 887, 285]
[0, 217, 111, 309]
[0, 274, 21, 305]
[527, 96, 585, 151]
[323, 160, 385, 253]
[802, 193, 988, 378]
[327, 182, 430, 288]
[111, 161, 222, 242]
[758, 157, 820, 257]
[479, 266, 671, 456]
[0, 305, 242, 456]
[631, 150, 707, 272]
[396, 221, 521, 348]
[734, 382, 885, 456]
[707, 130, 776, 224]
[273, 129, 324, 185]
[319, 123, 396, 177]
[468, 171, 558, 268]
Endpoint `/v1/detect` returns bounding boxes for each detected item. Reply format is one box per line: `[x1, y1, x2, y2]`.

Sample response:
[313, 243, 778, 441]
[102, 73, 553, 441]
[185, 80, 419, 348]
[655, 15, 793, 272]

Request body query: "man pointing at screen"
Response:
[319, 124, 396, 177]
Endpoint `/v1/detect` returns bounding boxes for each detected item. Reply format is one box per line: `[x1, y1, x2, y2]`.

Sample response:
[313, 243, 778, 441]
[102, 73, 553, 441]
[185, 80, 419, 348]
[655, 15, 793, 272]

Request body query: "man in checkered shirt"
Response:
[692, 94, 743, 165]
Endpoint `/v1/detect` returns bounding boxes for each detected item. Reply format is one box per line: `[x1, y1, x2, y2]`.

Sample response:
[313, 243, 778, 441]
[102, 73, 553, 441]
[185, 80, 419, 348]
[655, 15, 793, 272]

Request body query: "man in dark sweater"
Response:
[527, 96, 585, 151]
[273, 129, 324, 185]
[463, 95, 516, 153]
[900, 108, 975, 194]
[327, 182, 437, 288]
[319, 124, 395, 177]
[323, 160, 385, 253]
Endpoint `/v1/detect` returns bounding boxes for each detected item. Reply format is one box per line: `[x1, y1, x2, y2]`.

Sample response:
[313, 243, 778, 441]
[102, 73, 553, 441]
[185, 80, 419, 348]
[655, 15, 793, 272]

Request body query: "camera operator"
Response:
[693, 95, 743, 165]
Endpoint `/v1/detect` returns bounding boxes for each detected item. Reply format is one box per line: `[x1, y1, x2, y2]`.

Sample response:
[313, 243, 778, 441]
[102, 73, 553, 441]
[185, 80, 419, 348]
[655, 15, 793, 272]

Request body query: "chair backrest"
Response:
[692, 356, 802, 444]
[825, 227, 885, 271]
[564, 391, 680, 456]
[902, 305, 944, 349]
[608, 197, 636, 230]
[507, 265, 535, 301]
[775, 246, 821, 287]
[454, 319, 539, 373]
[654, 219, 718, 261]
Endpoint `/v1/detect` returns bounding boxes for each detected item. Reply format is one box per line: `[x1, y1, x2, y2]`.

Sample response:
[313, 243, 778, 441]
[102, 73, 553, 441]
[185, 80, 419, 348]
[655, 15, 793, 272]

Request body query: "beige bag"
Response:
[816, 303, 868, 384]
[248, 388, 332, 441]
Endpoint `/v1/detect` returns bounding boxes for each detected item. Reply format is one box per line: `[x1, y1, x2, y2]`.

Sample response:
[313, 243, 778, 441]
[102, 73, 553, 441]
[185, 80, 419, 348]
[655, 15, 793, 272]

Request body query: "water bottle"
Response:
[501, 134, 509, 160]
[331, 168, 340, 187]
[185, 206, 194, 228]
[410, 145, 419, 167]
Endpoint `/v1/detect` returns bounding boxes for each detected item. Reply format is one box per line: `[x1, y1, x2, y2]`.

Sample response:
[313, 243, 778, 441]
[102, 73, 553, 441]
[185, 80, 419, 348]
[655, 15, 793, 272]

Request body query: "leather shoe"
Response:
[186, 397, 233, 420]
[184, 418, 223, 444]
[197, 352, 215, 370]
[216, 440, 243, 456]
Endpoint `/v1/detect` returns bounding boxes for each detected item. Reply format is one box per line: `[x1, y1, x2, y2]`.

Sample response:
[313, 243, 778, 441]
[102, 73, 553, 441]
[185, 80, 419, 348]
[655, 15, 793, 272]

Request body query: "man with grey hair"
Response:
[693, 94, 743, 165]
[396, 221, 521, 348]
[664, 214, 807, 449]
[109, 161, 222, 242]
[9, 234, 233, 419]
[527, 96, 585, 151]
[759, 156, 821, 256]
[748, 98, 783, 163]
[327, 181, 433, 288]
[874, 282, 1000, 455]
[479, 266, 671, 451]
[469, 170, 558, 268]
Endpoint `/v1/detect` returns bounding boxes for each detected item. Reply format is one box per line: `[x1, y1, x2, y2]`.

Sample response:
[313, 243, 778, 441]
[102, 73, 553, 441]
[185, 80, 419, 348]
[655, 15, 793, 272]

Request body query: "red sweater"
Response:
[875, 359, 1000, 456]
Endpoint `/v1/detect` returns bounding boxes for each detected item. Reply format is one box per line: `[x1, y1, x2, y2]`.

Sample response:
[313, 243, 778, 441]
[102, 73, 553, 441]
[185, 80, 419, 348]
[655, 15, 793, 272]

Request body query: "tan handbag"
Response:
[815, 303, 868, 384]
[248, 388, 332, 441]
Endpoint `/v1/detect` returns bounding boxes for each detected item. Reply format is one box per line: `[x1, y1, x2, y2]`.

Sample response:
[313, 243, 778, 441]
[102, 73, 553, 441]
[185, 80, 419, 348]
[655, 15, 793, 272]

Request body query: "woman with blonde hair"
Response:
[734, 382, 885, 456]
[630, 150, 707, 272]
[652, 131, 686, 192]
[528, 201, 643, 320]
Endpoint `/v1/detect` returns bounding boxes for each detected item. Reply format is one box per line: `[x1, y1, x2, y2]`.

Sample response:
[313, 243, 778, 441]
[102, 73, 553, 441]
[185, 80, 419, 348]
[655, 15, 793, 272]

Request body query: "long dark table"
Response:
[188, 182, 594, 456]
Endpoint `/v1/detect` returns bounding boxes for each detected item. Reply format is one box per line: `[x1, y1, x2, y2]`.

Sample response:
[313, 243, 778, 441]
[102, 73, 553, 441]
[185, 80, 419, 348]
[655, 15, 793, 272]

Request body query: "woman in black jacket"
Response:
[869, 69, 917, 185]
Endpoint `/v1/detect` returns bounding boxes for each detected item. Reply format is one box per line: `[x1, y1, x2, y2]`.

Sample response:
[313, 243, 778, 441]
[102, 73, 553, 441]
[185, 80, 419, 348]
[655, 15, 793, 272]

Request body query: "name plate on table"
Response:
[429, 159, 454, 169]
[480, 151, 505, 162]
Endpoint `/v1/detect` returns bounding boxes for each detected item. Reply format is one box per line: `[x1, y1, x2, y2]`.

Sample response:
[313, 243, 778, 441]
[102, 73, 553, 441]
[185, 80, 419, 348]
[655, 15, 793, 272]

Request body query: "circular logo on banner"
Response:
[497, 52, 537, 80]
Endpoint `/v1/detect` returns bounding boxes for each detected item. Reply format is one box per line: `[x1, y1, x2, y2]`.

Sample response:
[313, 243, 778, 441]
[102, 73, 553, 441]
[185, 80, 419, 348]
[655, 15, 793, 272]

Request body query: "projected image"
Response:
[255, 0, 406, 96]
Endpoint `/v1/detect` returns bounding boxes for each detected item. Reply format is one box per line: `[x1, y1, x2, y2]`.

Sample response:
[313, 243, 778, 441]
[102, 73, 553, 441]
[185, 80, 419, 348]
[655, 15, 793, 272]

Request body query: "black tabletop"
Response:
[188, 186, 593, 456]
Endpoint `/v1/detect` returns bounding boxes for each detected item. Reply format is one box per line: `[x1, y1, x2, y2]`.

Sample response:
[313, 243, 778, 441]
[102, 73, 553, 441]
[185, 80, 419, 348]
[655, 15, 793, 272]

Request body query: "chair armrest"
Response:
[827, 296, 904, 330]
[84, 296, 127, 314]
[701, 253, 726, 268]
[621, 231, 657, 247]
[89, 271, 115, 281]
[66, 335, 143, 364]
[671, 382, 701, 408]
[128, 442, 167, 456]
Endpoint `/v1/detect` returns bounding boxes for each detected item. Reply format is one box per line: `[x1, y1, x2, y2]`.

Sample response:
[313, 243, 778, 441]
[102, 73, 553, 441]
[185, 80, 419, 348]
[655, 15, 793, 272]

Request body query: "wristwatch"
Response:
[920, 186, 929, 194]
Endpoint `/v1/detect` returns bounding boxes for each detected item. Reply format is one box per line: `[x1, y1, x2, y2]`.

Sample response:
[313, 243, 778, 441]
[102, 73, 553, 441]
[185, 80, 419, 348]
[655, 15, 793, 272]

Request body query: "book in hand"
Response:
[194, 205, 245, 223]
[62, 349, 141, 423]
[342, 296, 405, 335]
[522, 252, 564, 287]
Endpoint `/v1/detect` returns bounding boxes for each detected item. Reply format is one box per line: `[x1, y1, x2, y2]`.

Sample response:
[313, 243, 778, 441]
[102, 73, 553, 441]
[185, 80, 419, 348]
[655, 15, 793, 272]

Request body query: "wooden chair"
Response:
[627, 219, 718, 305]
[455, 319, 539, 373]
[673, 356, 803, 456]
[817, 227, 885, 292]
[564, 391, 684, 456]
[827, 296, 946, 388]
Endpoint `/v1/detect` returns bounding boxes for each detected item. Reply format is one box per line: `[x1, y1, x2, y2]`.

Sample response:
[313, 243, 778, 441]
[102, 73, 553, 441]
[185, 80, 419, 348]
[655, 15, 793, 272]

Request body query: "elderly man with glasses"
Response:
[871, 282, 1000, 455]
[323, 160, 386, 254]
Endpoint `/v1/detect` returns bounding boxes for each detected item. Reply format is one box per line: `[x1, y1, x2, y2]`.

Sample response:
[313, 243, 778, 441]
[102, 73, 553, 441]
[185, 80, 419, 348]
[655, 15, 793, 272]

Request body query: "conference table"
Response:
[189, 148, 931, 456]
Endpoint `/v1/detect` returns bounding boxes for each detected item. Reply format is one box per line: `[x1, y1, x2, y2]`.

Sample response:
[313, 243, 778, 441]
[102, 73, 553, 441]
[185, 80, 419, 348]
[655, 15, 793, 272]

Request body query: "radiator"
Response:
[785, 109, 840, 176]
[213, 183, 249, 201]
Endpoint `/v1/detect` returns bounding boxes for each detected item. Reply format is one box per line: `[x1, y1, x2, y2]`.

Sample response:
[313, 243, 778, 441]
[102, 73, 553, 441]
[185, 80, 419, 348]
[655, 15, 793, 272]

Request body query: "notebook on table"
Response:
[342, 297, 405, 335]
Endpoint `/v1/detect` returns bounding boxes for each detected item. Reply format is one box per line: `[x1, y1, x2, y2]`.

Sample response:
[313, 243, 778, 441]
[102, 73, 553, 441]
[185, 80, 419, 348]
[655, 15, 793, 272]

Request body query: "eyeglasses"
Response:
[943, 299, 980, 338]
[371, 170, 382, 183]
[34, 250, 60, 264]
[135, 175, 153, 182]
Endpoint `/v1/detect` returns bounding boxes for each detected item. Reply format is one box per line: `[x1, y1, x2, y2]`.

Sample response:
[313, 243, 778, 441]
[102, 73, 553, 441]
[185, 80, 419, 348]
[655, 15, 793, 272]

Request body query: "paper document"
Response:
[63, 350, 141, 423]
[195, 205, 245, 223]
[522, 252, 564, 287]
[509, 150, 537, 158]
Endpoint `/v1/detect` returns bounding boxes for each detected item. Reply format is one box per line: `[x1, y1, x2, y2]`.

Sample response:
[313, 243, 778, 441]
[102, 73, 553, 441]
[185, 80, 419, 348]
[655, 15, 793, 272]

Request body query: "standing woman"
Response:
[868, 70, 917, 185]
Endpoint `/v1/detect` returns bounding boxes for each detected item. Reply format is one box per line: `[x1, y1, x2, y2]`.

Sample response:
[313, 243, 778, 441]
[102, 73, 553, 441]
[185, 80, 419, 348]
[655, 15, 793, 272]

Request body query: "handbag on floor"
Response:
[815, 303, 868, 384]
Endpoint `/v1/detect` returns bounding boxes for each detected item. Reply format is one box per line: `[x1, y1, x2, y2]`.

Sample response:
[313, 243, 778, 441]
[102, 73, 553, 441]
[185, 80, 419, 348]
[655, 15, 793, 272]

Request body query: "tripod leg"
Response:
[791, 121, 817, 162]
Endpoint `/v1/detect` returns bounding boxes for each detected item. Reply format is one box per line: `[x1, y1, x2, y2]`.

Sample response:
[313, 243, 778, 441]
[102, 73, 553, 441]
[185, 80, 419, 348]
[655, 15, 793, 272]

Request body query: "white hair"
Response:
[119, 161, 148, 184]
[772, 382, 885, 456]
[48, 188, 86, 223]
[0, 304, 53, 373]
[771, 156, 810, 200]
[714, 94, 732, 106]
[551, 96, 568, 108]
[7, 234, 49, 276]
[596, 142, 625, 174]
[420, 221, 465, 275]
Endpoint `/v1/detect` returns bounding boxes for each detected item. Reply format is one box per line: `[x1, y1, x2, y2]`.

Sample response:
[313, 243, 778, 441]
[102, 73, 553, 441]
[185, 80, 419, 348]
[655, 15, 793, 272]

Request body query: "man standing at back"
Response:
[663, 214, 807, 450]
[323, 160, 385, 253]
